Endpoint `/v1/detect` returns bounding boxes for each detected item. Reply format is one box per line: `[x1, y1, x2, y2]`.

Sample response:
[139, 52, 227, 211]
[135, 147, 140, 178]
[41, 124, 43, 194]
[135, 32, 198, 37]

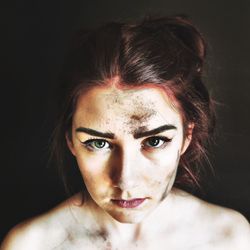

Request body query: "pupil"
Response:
[95, 141, 105, 148]
[149, 138, 159, 146]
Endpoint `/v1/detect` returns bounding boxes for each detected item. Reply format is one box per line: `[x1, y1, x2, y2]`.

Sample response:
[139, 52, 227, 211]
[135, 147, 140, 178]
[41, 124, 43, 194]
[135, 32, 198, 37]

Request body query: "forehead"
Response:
[73, 85, 183, 132]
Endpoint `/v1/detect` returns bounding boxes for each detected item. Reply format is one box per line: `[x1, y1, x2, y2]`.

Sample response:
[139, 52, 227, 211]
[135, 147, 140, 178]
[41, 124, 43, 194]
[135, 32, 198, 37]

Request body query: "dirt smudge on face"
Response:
[129, 110, 154, 123]
[124, 98, 157, 134]
[101, 87, 161, 135]
[160, 150, 181, 201]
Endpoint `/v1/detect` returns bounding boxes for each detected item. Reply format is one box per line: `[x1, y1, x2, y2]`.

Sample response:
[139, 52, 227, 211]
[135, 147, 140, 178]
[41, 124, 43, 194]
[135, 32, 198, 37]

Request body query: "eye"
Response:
[142, 136, 172, 150]
[82, 139, 111, 151]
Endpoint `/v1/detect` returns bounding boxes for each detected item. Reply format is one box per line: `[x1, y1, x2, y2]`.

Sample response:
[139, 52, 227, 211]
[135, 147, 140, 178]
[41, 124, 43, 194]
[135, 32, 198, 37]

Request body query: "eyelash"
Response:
[82, 138, 112, 151]
[141, 136, 172, 150]
[81, 136, 172, 152]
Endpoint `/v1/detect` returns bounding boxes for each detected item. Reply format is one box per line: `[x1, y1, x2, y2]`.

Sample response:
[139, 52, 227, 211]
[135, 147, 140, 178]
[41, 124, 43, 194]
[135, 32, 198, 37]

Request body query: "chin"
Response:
[108, 210, 148, 224]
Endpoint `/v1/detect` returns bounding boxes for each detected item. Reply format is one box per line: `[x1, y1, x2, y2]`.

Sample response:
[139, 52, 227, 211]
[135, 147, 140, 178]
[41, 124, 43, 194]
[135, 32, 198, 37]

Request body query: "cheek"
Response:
[75, 153, 110, 186]
[75, 156, 113, 202]
[142, 149, 180, 189]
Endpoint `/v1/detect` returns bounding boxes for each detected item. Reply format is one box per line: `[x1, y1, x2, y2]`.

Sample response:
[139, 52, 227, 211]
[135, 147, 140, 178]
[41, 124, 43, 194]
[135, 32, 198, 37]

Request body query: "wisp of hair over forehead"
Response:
[51, 15, 216, 195]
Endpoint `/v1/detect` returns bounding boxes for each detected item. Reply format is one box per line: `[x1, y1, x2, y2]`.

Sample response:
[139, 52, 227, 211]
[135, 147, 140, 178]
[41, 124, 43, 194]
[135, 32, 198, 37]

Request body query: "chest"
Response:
[52, 234, 220, 250]
[49, 220, 227, 250]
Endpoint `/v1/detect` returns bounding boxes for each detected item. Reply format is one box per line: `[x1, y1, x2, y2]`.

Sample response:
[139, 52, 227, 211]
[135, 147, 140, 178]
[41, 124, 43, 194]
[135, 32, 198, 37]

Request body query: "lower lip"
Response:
[111, 198, 146, 208]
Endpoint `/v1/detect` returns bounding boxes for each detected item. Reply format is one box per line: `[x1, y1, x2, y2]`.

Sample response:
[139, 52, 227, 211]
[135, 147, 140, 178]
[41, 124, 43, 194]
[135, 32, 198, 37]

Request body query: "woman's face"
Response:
[67, 84, 192, 224]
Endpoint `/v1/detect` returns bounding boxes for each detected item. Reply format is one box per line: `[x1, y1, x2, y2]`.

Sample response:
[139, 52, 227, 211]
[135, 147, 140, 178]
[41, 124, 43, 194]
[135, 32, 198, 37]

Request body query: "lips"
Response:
[111, 198, 146, 208]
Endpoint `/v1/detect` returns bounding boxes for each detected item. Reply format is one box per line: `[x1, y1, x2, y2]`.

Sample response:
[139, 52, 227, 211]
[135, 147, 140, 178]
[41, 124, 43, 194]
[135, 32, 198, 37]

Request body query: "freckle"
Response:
[223, 227, 233, 238]
[130, 114, 142, 121]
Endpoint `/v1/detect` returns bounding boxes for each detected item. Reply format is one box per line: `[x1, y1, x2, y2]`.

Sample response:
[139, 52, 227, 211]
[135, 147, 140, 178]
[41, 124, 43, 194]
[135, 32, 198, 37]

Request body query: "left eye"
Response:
[142, 136, 171, 149]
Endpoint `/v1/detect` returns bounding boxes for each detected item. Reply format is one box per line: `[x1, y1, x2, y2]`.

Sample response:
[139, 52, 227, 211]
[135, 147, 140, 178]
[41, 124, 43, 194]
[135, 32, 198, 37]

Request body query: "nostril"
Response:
[112, 176, 138, 191]
[109, 170, 121, 185]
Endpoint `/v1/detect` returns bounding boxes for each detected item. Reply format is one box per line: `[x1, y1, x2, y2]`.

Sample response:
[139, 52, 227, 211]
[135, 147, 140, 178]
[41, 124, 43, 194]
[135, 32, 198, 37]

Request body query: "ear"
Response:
[181, 123, 194, 155]
[65, 132, 76, 156]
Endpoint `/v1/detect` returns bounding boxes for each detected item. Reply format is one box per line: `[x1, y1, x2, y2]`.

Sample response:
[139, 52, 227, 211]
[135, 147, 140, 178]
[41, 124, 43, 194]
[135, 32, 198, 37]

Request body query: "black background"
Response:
[1, 0, 250, 242]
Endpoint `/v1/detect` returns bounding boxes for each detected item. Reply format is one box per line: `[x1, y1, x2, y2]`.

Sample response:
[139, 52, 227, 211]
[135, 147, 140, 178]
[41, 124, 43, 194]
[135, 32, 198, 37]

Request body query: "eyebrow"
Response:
[75, 127, 115, 139]
[133, 124, 177, 139]
[75, 124, 177, 140]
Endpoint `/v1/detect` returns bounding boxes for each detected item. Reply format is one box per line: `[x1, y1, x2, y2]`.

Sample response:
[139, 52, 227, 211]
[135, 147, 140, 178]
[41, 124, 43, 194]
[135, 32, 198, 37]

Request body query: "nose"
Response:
[109, 146, 139, 191]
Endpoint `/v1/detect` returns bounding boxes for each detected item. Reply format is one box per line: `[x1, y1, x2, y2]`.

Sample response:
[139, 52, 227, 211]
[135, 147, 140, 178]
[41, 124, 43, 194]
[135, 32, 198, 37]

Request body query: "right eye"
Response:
[82, 139, 111, 151]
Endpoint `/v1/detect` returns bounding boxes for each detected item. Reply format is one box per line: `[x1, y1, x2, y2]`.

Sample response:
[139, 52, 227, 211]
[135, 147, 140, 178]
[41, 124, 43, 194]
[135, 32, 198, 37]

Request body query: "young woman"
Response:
[1, 16, 250, 250]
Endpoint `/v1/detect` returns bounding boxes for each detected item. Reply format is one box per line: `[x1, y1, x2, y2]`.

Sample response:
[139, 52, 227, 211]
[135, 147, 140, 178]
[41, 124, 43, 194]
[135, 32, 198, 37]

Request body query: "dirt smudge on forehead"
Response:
[103, 89, 151, 117]
[126, 111, 153, 134]
[100, 87, 164, 135]
[129, 110, 155, 124]
[124, 97, 157, 133]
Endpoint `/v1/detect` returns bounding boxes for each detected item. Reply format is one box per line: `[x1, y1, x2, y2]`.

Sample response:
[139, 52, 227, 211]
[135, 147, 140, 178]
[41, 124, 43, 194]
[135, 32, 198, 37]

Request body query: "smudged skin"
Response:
[160, 150, 181, 202]
[2, 84, 250, 250]
[67, 84, 192, 224]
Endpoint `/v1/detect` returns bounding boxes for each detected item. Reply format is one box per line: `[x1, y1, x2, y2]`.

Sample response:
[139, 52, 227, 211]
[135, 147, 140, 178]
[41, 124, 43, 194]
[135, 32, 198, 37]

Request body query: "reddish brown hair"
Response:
[51, 16, 215, 195]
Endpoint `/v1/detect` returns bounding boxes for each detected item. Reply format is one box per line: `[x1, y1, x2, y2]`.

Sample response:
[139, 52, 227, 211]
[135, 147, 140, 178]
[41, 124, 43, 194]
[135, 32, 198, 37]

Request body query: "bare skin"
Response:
[2, 83, 250, 249]
[1, 190, 250, 250]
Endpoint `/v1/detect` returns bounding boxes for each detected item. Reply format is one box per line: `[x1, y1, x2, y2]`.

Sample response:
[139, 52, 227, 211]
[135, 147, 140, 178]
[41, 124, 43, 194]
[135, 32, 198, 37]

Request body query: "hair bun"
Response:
[167, 16, 206, 69]
[142, 15, 206, 73]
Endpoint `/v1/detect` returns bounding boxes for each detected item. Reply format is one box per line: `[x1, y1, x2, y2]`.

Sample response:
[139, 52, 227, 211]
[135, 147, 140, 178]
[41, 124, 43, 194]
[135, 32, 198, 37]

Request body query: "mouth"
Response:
[111, 198, 147, 208]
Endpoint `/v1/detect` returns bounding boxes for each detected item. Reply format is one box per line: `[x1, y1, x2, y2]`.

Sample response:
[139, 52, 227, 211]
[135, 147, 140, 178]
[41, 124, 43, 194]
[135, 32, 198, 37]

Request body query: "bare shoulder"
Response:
[204, 203, 250, 249]
[174, 189, 250, 249]
[0, 193, 85, 250]
[207, 204, 250, 249]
